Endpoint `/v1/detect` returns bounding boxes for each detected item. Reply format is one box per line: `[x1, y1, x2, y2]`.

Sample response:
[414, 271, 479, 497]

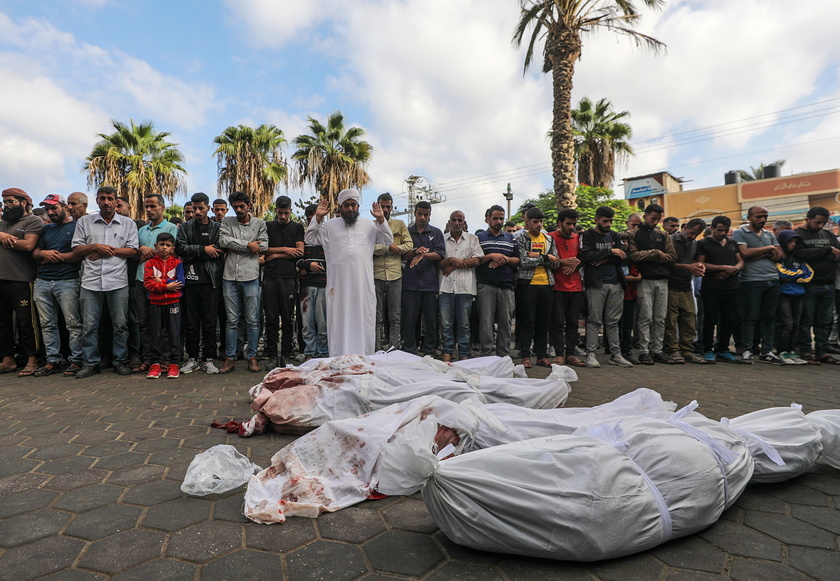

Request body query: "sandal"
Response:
[801, 354, 821, 365]
[552, 356, 566, 365]
[521, 358, 532, 369]
[667, 353, 685, 365]
[816, 354, 840, 365]
[0, 365, 19, 374]
[131, 362, 150, 374]
[565, 355, 587, 367]
[537, 358, 553, 367]
[64, 363, 83, 377]
[18, 365, 39, 377]
[33, 364, 60, 377]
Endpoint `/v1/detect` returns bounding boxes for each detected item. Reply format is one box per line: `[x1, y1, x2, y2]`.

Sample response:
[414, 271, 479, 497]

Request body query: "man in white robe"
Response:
[305, 189, 393, 355]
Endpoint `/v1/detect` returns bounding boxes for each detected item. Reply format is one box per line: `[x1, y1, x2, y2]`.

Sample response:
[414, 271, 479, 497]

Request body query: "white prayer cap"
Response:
[337, 189, 360, 205]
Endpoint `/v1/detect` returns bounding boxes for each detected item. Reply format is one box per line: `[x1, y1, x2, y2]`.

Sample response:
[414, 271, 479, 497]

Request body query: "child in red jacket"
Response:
[144, 232, 185, 379]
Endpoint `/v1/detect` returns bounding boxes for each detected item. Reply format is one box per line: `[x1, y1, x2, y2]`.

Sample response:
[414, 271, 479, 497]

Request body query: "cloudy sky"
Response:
[2, 0, 839, 224]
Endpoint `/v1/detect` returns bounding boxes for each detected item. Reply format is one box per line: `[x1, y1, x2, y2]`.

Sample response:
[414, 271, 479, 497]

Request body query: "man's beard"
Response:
[2, 206, 24, 224]
[341, 209, 359, 227]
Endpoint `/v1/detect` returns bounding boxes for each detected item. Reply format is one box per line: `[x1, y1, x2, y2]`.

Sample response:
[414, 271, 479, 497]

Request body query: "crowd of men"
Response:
[2, 184, 840, 380]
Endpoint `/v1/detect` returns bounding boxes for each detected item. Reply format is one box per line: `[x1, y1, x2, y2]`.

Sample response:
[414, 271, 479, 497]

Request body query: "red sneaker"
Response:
[147, 363, 162, 379]
[167, 364, 180, 379]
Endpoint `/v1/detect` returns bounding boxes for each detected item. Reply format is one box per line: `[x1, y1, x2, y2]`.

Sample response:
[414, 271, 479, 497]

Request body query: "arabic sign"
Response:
[623, 177, 667, 200]
[741, 170, 840, 201]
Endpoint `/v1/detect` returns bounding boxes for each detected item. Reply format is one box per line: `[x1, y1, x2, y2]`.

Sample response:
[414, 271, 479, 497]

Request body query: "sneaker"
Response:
[777, 351, 796, 365]
[609, 354, 633, 368]
[623, 353, 641, 365]
[147, 364, 162, 379]
[585, 353, 600, 368]
[180, 358, 200, 374]
[74, 364, 100, 379]
[703, 351, 717, 363]
[113, 361, 132, 375]
[638, 352, 655, 365]
[652, 352, 670, 364]
[716, 351, 739, 363]
[167, 364, 180, 378]
[739, 350, 755, 364]
[759, 352, 784, 365]
[202, 360, 220, 374]
[789, 353, 808, 365]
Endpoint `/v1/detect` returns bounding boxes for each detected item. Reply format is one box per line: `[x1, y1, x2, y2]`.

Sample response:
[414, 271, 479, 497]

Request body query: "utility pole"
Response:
[392, 175, 446, 219]
[503, 183, 514, 218]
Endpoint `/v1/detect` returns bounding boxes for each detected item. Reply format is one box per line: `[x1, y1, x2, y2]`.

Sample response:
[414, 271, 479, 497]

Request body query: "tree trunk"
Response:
[548, 29, 582, 211]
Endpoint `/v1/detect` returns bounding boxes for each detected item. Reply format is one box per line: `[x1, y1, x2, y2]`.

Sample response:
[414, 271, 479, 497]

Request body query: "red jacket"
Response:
[143, 255, 185, 305]
[549, 231, 583, 292]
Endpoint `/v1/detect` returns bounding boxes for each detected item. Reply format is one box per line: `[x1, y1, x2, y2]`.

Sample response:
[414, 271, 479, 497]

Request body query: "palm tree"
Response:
[84, 119, 186, 219]
[213, 124, 288, 217]
[513, 0, 665, 209]
[571, 97, 634, 188]
[737, 159, 787, 182]
[291, 111, 373, 215]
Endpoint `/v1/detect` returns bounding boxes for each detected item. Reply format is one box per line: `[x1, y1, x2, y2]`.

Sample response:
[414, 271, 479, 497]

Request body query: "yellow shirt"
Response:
[528, 232, 549, 285]
[373, 218, 414, 281]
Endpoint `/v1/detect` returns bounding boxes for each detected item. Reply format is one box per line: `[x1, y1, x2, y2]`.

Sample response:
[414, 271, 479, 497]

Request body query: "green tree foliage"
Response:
[213, 124, 288, 218]
[164, 203, 183, 220]
[84, 119, 186, 220]
[292, 111, 372, 216]
[513, 185, 633, 230]
[737, 159, 786, 181]
[513, 0, 665, 210]
[572, 97, 634, 188]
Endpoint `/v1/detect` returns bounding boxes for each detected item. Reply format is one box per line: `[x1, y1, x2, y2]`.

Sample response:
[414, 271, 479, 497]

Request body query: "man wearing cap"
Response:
[72, 186, 139, 378]
[306, 189, 393, 356]
[32, 194, 84, 376]
[0, 188, 44, 376]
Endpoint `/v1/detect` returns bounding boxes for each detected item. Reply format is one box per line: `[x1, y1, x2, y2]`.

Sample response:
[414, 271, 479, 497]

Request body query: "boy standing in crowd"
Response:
[143, 232, 185, 379]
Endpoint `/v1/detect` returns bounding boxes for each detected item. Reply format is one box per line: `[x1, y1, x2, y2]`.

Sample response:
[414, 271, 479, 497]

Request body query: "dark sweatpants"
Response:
[148, 302, 182, 366]
[184, 283, 218, 361]
[0, 280, 38, 358]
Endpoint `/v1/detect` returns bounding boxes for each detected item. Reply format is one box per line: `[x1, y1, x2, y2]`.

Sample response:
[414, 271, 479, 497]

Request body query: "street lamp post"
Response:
[503, 183, 513, 218]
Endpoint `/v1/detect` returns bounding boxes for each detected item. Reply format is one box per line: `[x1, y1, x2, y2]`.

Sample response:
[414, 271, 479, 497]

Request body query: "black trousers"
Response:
[148, 302, 182, 365]
[184, 283, 218, 360]
[550, 290, 583, 357]
[516, 283, 553, 359]
[0, 280, 38, 358]
[701, 288, 739, 353]
[263, 277, 298, 358]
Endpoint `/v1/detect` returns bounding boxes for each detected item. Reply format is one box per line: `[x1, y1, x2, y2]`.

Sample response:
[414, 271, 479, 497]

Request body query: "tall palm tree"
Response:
[291, 111, 373, 215]
[571, 96, 634, 188]
[213, 124, 288, 218]
[513, 0, 665, 209]
[737, 159, 787, 182]
[84, 119, 186, 219]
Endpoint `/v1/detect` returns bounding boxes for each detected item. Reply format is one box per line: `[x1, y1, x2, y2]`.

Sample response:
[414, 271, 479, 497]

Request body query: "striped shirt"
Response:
[476, 229, 517, 289]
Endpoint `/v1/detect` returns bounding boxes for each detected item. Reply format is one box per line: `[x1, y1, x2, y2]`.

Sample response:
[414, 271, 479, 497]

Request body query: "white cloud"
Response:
[223, 0, 337, 48]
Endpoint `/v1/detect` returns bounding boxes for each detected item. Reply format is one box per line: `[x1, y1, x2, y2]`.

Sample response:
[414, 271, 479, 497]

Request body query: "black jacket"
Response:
[578, 227, 627, 289]
[792, 227, 840, 285]
[176, 219, 224, 288]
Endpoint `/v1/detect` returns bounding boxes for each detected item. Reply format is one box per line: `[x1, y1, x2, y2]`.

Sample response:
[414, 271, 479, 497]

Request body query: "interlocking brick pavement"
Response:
[0, 355, 838, 580]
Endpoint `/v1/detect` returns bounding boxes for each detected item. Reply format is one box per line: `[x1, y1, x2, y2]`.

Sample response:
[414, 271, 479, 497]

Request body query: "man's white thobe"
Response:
[305, 216, 393, 356]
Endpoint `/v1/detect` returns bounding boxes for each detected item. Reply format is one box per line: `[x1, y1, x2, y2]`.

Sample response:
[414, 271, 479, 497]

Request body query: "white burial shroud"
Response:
[240, 352, 574, 435]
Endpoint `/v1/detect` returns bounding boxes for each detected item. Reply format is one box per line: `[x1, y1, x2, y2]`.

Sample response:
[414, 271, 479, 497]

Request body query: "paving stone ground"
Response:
[0, 355, 838, 580]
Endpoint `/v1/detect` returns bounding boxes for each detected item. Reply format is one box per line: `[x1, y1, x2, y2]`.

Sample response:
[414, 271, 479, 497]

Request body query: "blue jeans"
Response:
[223, 279, 260, 359]
[798, 283, 834, 356]
[439, 293, 473, 357]
[738, 280, 779, 354]
[34, 278, 83, 365]
[301, 286, 328, 357]
[80, 286, 129, 366]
